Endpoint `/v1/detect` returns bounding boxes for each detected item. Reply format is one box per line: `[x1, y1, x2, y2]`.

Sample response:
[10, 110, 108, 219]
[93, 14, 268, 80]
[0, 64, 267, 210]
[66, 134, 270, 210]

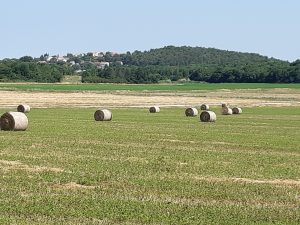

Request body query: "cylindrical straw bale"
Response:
[222, 107, 233, 115]
[94, 109, 112, 121]
[185, 107, 198, 117]
[221, 103, 227, 108]
[200, 104, 209, 110]
[149, 106, 160, 113]
[17, 104, 30, 113]
[0, 112, 28, 131]
[232, 107, 242, 114]
[200, 111, 216, 122]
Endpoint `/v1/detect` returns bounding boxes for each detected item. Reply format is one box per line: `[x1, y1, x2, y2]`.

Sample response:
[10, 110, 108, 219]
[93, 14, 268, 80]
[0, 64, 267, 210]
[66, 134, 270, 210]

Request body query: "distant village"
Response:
[2, 46, 298, 84]
[37, 51, 124, 74]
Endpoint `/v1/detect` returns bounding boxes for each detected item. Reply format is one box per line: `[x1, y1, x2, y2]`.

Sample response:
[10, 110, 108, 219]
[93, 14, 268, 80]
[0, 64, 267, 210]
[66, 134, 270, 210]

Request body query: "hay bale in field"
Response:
[149, 106, 160, 113]
[94, 109, 112, 121]
[17, 104, 30, 113]
[221, 103, 227, 108]
[200, 104, 209, 110]
[222, 107, 233, 115]
[0, 112, 28, 131]
[185, 107, 198, 117]
[232, 107, 242, 114]
[200, 111, 216, 122]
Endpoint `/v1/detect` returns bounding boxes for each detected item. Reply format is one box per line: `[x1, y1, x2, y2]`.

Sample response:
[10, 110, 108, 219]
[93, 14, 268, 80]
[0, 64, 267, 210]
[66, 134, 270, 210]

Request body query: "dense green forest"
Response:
[0, 57, 73, 83]
[0, 46, 299, 83]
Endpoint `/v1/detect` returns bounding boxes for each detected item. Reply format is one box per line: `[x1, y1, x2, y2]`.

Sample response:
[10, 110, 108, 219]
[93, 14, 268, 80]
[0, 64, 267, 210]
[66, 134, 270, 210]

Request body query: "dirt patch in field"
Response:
[0, 160, 64, 173]
[0, 88, 299, 108]
[121, 193, 298, 209]
[193, 175, 300, 186]
[52, 182, 97, 190]
[0, 159, 21, 166]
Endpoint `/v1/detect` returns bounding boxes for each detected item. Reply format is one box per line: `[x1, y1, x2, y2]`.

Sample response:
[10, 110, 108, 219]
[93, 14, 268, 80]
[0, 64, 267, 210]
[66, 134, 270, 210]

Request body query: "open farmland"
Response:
[0, 87, 300, 109]
[0, 82, 300, 92]
[0, 106, 300, 224]
[0, 84, 300, 224]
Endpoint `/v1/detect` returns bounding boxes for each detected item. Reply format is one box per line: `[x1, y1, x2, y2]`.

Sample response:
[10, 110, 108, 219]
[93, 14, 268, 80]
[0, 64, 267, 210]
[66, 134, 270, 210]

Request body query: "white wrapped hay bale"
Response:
[200, 104, 209, 110]
[185, 107, 198, 117]
[149, 106, 160, 113]
[200, 111, 216, 122]
[0, 112, 29, 131]
[222, 107, 233, 115]
[17, 104, 30, 113]
[94, 109, 112, 121]
[232, 107, 242, 114]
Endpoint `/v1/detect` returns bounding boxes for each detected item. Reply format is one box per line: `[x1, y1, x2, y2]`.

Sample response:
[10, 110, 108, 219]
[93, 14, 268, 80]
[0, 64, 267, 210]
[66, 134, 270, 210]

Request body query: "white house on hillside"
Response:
[93, 52, 104, 57]
[95, 61, 109, 69]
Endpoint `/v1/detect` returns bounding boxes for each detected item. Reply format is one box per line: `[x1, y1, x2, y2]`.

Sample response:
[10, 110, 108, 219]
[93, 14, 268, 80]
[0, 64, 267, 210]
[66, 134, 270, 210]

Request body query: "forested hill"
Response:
[0, 46, 299, 83]
[123, 46, 274, 66]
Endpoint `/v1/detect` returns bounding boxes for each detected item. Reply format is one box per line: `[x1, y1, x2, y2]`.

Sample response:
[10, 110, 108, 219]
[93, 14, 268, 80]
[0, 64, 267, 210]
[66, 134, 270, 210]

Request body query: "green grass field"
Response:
[0, 107, 300, 224]
[1, 82, 300, 92]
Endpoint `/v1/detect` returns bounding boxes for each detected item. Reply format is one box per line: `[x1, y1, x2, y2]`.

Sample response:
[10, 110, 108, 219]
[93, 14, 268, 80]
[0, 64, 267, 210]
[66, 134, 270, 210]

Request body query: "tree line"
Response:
[0, 46, 299, 83]
[0, 57, 72, 82]
[82, 61, 300, 83]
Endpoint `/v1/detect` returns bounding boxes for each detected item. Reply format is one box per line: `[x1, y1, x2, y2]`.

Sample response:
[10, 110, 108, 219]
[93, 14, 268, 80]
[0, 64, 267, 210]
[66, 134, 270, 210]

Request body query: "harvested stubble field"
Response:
[0, 106, 300, 224]
[1, 87, 300, 109]
[0, 84, 300, 224]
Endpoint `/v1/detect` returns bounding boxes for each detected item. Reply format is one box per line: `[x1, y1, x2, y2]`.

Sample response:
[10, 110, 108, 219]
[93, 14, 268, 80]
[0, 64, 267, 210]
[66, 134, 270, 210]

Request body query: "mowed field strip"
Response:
[0, 88, 300, 108]
[0, 107, 299, 224]
[0, 84, 300, 224]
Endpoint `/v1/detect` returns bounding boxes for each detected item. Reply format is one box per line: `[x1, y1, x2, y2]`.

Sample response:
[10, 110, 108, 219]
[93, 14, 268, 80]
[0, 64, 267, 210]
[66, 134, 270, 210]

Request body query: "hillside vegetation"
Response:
[123, 46, 272, 66]
[0, 46, 299, 83]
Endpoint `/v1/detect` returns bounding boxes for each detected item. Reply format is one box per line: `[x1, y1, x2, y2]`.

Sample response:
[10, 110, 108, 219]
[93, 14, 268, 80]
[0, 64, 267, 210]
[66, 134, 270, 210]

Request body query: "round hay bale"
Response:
[94, 109, 112, 121]
[17, 104, 30, 113]
[0, 112, 28, 131]
[222, 107, 233, 115]
[185, 107, 198, 117]
[149, 106, 160, 113]
[221, 103, 227, 108]
[232, 107, 242, 114]
[200, 104, 209, 110]
[200, 111, 216, 122]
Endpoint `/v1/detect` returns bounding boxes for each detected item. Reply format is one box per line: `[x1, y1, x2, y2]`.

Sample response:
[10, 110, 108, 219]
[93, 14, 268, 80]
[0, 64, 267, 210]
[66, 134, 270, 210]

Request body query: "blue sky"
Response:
[0, 0, 299, 61]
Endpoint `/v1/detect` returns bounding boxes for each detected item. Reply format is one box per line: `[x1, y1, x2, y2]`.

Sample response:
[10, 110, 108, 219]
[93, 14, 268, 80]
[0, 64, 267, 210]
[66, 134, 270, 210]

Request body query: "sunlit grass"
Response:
[0, 82, 300, 92]
[0, 107, 299, 224]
